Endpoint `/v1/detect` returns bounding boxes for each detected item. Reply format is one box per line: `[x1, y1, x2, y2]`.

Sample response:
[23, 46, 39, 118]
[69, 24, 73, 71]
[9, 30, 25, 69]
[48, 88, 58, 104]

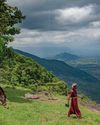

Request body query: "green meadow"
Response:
[0, 86, 100, 125]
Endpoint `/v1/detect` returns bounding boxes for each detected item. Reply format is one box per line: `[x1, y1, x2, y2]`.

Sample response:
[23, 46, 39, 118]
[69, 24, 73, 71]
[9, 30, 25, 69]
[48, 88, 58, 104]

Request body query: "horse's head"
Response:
[0, 87, 7, 106]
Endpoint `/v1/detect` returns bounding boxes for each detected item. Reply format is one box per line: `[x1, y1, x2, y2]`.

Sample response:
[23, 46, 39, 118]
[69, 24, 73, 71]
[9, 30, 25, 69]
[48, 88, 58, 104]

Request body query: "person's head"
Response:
[72, 83, 77, 90]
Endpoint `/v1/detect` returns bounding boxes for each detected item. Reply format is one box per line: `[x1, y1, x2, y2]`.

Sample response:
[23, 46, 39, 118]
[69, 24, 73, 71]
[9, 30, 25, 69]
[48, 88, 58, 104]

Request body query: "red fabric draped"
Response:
[68, 87, 81, 118]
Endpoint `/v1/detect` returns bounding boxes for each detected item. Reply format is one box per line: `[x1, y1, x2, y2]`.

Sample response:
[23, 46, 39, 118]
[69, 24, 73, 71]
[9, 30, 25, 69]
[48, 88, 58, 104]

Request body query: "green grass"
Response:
[0, 85, 100, 125]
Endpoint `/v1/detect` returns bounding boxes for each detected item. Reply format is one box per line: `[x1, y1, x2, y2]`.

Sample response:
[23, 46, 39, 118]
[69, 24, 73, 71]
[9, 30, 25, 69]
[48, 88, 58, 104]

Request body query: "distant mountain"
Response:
[66, 57, 100, 81]
[66, 57, 100, 66]
[15, 49, 100, 102]
[48, 52, 80, 61]
[77, 64, 100, 81]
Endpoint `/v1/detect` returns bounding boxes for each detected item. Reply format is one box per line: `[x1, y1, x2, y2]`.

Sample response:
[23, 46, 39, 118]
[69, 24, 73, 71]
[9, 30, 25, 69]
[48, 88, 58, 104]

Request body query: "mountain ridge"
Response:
[15, 49, 100, 102]
[47, 52, 80, 61]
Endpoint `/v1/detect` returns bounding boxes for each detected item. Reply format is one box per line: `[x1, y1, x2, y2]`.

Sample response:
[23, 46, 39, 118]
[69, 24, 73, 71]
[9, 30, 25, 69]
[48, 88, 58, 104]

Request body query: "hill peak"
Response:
[48, 52, 80, 61]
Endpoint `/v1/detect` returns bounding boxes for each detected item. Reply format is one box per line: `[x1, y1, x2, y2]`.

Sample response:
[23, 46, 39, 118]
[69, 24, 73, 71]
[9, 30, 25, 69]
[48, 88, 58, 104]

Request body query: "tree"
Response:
[0, 0, 25, 44]
[0, 37, 5, 61]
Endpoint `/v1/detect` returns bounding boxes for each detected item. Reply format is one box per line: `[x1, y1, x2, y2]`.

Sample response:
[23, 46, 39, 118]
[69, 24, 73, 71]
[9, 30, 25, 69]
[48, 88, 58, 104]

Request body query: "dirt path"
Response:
[80, 101, 100, 113]
[25, 91, 100, 113]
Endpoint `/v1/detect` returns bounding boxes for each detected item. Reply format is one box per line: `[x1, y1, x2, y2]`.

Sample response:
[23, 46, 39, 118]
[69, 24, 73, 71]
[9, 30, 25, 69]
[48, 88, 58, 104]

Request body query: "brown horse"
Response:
[0, 87, 7, 106]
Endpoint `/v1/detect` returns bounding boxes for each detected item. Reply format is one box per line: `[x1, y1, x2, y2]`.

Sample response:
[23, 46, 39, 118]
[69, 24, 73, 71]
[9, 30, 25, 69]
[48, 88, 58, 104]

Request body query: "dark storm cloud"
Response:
[8, 0, 100, 57]
[7, 0, 100, 31]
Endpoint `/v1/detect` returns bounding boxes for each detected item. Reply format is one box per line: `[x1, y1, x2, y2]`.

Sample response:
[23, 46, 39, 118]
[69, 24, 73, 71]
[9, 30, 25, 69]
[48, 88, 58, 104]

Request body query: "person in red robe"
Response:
[67, 83, 81, 118]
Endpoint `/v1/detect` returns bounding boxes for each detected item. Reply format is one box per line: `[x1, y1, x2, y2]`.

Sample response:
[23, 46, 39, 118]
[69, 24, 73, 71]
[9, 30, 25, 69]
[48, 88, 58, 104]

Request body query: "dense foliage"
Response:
[0, 42, 67, 94]
[0, 35, 67, 94]
[0, 0, 25, 43]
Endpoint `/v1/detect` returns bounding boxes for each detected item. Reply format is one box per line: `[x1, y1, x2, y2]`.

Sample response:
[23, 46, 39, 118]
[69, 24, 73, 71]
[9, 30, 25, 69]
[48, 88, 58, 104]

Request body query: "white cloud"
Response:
[9, 29, 63, 48]
[89, 21, 100, 27]
[55, 5, 95, 24]
[9, 25, 100, 48]
[77, 27, 100, 39]
[8, 26, 100, 57]
[7, 1, 100, 56]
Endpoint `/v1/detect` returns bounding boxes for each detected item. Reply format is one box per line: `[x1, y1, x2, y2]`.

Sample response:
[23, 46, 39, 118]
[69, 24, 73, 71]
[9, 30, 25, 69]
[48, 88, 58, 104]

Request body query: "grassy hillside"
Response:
[0, 50, 56, 85]
[15, 50, 100, 102]
[0, 85, 100, 125]
[0, 44, 67, 94]
[15, 50, 99, 84]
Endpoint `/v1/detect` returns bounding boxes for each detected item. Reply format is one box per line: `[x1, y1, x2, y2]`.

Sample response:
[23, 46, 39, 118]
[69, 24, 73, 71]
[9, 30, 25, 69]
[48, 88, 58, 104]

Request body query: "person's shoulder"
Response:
[68, 89, 73, 94]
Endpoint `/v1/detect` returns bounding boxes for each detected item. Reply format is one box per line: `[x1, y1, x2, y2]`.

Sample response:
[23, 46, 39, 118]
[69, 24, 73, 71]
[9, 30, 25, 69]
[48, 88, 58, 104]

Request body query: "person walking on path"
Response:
[67, 83, 82, 118]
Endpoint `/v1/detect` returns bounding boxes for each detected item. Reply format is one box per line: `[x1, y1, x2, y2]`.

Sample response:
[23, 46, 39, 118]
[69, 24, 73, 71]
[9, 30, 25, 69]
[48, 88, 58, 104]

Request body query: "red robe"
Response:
[68, 88, 81, 118]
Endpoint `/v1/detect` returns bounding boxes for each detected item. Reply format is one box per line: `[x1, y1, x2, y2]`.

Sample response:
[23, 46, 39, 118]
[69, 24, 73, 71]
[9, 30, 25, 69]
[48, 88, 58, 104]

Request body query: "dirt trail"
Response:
[24, 91, 100, 113]
[80, 101, 100, 113]
[24, 91, 58, 102]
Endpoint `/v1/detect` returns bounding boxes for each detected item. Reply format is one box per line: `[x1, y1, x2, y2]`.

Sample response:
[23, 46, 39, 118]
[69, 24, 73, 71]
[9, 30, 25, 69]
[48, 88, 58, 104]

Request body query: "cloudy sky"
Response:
[8, 0, 100, 57]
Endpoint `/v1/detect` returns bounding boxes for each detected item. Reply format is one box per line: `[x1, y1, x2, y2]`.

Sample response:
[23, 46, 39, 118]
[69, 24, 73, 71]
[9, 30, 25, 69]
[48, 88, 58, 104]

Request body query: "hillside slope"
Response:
[15, 50, 100, 102]
[0, 47, 67, 94]
[0, 86, 100, 125]
[66, 58, 100, 81]
[48, 52, 80, 61]
[77, 64, 100, 81]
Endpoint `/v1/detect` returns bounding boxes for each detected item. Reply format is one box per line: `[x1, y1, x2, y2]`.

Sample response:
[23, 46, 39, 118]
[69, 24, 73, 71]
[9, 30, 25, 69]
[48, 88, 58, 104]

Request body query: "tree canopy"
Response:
[0, 0, 25, 44]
